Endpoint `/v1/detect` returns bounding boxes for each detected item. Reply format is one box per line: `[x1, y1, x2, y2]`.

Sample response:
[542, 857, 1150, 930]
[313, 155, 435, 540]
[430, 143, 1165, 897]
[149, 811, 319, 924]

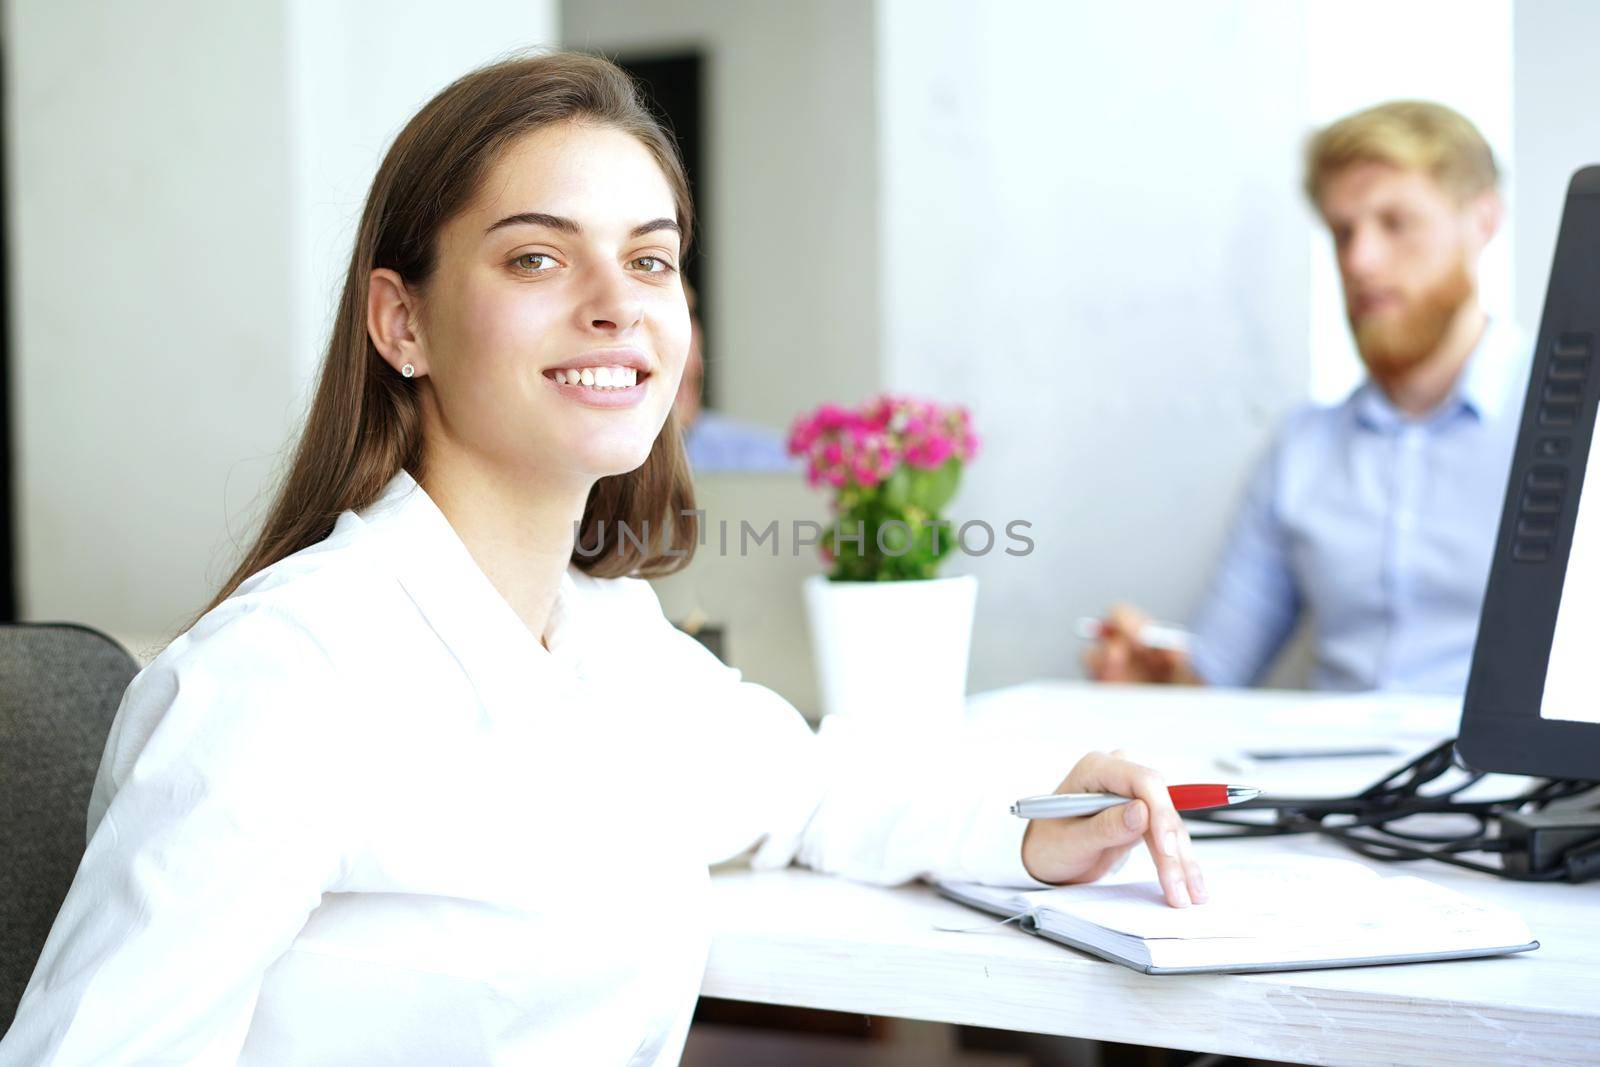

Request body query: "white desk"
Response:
[703, 682, 1600, 1067]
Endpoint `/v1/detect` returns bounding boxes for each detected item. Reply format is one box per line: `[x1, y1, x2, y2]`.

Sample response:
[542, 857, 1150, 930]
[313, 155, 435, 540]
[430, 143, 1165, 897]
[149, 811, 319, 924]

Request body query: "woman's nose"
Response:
[577, 265, 643, 333]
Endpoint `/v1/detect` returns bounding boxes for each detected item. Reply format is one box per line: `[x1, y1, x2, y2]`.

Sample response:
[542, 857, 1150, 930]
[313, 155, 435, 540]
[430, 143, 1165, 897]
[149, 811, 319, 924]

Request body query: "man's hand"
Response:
[1019, 750, 1208, 908]
[1083, 603, 1200, 685]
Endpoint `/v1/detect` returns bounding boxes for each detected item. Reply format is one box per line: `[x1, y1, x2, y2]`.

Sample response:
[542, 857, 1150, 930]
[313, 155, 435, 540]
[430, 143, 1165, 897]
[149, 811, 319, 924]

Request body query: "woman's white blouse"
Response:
[1, 470, 1052, 1066]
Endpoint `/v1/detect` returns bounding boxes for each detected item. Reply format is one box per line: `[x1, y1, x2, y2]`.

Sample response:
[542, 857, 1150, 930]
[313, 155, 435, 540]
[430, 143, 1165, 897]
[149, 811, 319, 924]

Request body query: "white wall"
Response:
[1511, 0, 1600, 337]
[6, 1, 298, 650]
[876, 0, 1315, 692]
[6, 0, 555, 651]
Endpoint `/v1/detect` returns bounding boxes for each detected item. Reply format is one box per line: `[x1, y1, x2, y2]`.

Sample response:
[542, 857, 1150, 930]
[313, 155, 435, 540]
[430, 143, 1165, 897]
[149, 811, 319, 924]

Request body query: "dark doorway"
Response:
[614, 52, 713, 408]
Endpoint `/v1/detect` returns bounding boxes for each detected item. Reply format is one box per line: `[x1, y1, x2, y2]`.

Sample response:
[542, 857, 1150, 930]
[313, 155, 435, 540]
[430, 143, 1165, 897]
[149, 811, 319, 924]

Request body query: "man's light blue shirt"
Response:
[683, 411, 798, 473]
[1190, 319, 1531, 694]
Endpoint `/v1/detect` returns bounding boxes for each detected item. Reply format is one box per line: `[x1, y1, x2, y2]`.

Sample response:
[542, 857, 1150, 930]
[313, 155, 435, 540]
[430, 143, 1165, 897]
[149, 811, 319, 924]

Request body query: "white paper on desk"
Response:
[1259, 695, 1460, 738]
[945, 852, 1536, 973]
[1018, 854, 1369, 939]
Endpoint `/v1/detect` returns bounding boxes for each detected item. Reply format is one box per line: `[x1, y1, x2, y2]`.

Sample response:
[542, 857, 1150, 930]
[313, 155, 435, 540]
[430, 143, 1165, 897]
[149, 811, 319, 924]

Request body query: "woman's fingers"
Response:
[1147, 801, 1206, 907]
[1093, 755, 1206, 908]
[1150, 820, 1193, 907]
[1093, 798, 1147, 850]
[1185, 846, 1208, 904]
[1075, 799, 1145, 882]
[1073, 840, 1138, 885]
[1042, 751, 1208, 908]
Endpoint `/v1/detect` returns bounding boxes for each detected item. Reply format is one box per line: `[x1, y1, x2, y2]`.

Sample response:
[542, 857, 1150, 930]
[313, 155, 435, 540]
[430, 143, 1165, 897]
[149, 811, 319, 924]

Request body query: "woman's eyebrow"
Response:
[628, 217, 680, 239]
[483, 212, 680, 239]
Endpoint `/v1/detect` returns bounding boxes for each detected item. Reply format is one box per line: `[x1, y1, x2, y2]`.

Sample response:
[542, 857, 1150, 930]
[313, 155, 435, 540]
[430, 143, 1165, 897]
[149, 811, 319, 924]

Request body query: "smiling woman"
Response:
[202, 53, 700, 609]
[0, 50, 1206, 1067]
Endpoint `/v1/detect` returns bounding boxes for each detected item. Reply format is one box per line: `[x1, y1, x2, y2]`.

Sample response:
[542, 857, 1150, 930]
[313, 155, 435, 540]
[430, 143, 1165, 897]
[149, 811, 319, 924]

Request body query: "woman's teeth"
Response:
[551, 366, 639, 389]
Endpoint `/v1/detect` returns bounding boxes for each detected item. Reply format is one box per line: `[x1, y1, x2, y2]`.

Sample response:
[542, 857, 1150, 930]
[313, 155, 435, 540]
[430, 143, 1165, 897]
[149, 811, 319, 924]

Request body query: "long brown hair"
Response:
[198, 50, 698, 623]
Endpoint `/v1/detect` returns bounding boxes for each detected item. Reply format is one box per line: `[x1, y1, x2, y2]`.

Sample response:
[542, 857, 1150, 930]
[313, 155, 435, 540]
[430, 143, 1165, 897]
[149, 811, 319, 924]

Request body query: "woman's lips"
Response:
[542, 370, 650, 409]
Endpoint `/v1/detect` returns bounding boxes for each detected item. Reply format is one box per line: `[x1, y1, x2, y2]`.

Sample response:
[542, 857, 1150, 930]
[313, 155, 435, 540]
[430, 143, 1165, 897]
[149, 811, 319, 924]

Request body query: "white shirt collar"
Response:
[352, 468, 586, 702]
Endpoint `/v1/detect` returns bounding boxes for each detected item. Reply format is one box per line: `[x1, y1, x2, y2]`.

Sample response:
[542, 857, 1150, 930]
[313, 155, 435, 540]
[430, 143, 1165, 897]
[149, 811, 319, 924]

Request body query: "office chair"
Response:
[0, 623, 140, 1032]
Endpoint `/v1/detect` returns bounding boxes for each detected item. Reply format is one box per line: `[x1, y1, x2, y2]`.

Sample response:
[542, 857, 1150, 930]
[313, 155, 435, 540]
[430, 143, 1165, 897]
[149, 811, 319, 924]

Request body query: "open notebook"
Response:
[937, 854, 1537, 975]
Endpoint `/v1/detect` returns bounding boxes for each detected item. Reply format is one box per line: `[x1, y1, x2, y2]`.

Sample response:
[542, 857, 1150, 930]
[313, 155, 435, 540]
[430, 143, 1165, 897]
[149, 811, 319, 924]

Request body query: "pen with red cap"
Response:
[1011, 784, 1260, 819]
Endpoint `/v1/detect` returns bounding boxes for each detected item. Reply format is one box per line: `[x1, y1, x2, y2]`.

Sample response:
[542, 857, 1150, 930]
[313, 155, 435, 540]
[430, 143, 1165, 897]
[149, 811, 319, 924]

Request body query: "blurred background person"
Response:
[1088, 101, 1526, 694]
[674, 283, 794, 473]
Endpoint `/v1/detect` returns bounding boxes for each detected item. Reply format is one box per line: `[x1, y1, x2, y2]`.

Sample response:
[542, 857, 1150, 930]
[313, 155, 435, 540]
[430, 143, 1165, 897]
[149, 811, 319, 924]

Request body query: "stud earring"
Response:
[401, 363, 415, 378]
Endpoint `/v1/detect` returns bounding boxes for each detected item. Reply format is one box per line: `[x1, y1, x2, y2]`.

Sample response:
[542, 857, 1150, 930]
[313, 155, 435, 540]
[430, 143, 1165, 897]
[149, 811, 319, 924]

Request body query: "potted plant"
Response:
[787, 395, 981, 725]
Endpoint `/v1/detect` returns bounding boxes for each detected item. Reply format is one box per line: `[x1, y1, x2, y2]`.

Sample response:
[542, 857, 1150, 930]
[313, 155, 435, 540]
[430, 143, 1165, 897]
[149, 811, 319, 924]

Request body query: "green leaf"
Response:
[884, 468, 911, 510]
[913, 458, 962, 513]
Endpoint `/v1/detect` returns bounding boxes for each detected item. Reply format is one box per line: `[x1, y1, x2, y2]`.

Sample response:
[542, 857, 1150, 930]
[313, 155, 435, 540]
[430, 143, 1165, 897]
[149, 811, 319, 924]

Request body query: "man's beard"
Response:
[1349, 258, 1475, 376]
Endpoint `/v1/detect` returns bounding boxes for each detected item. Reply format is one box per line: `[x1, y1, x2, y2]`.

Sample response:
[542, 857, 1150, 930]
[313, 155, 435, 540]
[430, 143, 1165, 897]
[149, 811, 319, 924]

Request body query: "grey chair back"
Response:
[0, 623, 140, 1032]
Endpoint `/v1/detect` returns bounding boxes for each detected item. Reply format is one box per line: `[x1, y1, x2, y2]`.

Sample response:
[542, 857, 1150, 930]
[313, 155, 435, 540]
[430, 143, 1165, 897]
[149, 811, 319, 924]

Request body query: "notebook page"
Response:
[938, 881, 1030, 915]
[1348, 875, 1534, 944]
[1019, 854, 1391, 940]
[1134, 875, 1536, 970]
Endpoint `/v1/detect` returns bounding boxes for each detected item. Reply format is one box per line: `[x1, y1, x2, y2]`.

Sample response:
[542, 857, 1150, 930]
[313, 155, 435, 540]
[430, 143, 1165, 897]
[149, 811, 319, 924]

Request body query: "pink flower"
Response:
[959, 430, 981, 462]
[790, 393, 975, 492]
[904, 433, 954, 470]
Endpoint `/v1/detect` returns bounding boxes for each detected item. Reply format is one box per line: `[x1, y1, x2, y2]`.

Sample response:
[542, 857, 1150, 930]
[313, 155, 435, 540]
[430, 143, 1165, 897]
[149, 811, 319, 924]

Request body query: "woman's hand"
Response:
[1019, 750, 1207, 908]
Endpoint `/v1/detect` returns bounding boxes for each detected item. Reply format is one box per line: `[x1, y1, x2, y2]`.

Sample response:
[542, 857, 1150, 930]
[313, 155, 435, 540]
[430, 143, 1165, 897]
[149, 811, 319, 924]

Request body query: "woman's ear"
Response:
[368, 268, 428, 378]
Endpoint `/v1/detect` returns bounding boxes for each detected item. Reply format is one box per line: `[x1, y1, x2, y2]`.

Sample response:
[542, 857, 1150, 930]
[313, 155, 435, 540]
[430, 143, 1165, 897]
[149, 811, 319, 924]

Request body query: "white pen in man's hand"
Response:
[1075, 615, 1194, 654]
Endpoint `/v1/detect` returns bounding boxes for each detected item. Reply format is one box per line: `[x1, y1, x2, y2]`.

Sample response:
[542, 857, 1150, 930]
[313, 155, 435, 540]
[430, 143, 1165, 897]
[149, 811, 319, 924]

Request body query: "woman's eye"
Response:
[513, 253, 558, 272]
[630, 255, 673, 274]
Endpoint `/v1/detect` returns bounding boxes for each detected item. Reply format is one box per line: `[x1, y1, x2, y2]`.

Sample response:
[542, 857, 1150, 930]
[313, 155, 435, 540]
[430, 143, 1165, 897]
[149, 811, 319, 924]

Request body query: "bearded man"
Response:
[1089, 101, 1526, 694]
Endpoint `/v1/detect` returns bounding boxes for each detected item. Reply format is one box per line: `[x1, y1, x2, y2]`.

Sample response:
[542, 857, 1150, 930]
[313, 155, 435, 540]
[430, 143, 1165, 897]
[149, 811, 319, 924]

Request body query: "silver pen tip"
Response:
[1226, 787, 1261, 803]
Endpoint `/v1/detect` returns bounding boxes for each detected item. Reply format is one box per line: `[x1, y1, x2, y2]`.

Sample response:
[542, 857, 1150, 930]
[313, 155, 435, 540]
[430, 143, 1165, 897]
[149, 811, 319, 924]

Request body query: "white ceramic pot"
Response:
[802, 573, 979, 726]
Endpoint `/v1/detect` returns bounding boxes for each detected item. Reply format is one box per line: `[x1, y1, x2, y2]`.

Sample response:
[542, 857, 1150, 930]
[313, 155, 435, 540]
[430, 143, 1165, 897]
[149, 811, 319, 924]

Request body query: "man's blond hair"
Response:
[1304, 100, 1499, 206]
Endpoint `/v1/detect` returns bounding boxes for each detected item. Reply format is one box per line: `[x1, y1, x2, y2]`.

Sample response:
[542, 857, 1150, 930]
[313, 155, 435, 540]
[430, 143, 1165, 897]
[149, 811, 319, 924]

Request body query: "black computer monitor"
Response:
[1460, 166, 1600, 781]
